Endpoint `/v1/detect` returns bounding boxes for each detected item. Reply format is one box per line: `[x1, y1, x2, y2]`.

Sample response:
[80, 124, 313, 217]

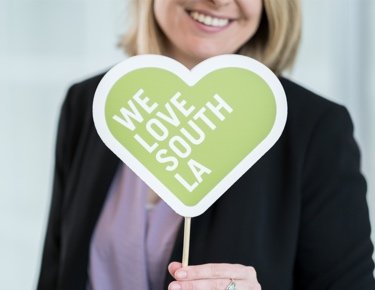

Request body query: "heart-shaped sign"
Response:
[93, 55, 287, 217]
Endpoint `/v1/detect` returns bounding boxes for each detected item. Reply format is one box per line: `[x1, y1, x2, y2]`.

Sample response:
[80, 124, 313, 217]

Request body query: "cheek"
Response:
[153, 1, 161, 23]
[242, 1, 263, 38]
[153, 0, 167, 31]
[254, 1, 263, 26]
[241, 0, 263, 23]
[153, 1, 179, 40]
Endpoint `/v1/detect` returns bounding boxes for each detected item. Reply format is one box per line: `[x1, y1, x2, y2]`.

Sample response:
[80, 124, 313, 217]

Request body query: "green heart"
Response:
[93, 55, 287, 217]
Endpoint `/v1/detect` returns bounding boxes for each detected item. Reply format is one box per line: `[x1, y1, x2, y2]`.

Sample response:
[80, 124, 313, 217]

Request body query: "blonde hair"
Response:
[121, 0, 301, 75]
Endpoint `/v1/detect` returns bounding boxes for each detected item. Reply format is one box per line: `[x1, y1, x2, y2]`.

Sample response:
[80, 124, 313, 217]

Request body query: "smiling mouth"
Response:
[188, 11, 230, 28]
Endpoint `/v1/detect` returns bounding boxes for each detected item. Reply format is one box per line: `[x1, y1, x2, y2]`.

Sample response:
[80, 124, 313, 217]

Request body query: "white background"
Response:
[0, 0, 374, 289]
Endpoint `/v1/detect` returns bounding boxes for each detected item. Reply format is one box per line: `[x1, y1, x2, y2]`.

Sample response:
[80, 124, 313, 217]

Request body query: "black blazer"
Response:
[37, 74, 375, 290]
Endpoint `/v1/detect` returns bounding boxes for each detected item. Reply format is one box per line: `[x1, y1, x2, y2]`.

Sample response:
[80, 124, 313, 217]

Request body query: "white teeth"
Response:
[190, 11, 229, 27]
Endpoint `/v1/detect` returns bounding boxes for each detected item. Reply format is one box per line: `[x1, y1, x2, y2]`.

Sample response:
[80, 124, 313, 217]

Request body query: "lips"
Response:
[189, 10, 230, 28]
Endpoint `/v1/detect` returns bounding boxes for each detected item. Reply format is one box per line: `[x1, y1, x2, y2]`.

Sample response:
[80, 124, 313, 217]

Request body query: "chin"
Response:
[191, 43, 236, 60]
[191, 49, 231, 62]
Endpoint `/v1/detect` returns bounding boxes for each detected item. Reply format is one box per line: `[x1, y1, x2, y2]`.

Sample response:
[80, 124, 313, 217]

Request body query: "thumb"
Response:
[168, 261, 183, 277]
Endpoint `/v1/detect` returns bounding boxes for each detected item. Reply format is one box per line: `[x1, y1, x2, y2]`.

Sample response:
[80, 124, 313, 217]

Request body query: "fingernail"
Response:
[170, 283, 181, 290]
[175, 270, 187, 279]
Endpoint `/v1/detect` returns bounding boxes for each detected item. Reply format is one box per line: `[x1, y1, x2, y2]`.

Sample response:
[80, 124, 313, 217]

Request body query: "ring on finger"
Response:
[226, 278, 237, 290]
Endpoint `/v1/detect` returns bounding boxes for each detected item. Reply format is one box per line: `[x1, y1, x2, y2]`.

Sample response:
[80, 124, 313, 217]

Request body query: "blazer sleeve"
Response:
[37, 84, 81, 290]
[294, 105, 375, 289]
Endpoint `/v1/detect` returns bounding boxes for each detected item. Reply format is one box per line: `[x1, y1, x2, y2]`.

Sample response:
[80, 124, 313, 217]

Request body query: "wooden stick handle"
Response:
[182, 217, 191, 267]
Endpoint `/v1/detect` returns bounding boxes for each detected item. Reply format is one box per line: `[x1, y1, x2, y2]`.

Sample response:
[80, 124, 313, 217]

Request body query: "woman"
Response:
[37, 0, 375, 289]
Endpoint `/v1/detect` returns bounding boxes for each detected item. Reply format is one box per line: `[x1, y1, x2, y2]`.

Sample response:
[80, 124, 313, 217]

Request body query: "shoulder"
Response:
[71, 73, 106, 90]
[279, 77, 353, 142]
[280, 77, 349, 121]
[276, 77, 358, 173]
[64, 72, 107, 109]
[59, 72, 107, 129]
[56, 72, 107, 160]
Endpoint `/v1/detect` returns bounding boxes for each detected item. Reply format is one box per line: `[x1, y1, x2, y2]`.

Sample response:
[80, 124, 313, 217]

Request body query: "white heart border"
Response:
[93, 54, 287, 217]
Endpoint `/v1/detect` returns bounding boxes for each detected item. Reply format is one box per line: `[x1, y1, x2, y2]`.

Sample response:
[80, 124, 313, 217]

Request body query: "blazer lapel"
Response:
[61, 127, 120, 290]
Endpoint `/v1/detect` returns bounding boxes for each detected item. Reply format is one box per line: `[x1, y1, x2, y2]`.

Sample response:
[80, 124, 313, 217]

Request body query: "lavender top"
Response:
[87, 165, 182, 290]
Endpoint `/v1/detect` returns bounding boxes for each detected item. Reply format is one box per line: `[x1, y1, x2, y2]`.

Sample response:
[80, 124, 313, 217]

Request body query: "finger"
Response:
[168, 261, 183, 276]
[169, 278, 231, 290]
[169, 277, 260, 290]
[174, 263, 257, 281]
